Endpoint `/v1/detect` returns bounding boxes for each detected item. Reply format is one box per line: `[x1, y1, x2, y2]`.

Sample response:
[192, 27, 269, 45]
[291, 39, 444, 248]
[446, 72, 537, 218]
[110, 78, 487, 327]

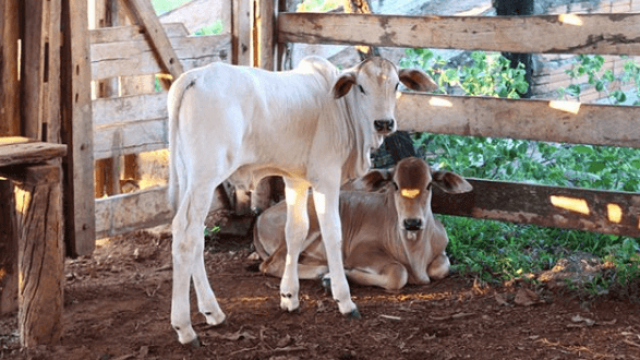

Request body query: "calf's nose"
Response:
[403, 218, 423, 231]
[374, 119, 395, 133]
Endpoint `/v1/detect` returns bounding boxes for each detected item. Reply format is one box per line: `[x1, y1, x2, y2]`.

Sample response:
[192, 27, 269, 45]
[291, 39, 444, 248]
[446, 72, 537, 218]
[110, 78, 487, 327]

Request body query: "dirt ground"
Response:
[1, 227, 640, 360]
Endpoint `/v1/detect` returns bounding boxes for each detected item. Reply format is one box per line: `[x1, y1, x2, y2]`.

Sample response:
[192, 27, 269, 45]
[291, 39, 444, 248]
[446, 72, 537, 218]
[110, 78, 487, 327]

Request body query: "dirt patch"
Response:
[2, 229, 640, 360]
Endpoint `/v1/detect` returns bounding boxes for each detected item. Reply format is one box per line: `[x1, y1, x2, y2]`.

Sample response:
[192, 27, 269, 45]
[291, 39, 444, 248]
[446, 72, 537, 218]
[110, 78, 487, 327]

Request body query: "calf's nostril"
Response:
[403, 218, 423, 231]
[374, 119, 394, 132]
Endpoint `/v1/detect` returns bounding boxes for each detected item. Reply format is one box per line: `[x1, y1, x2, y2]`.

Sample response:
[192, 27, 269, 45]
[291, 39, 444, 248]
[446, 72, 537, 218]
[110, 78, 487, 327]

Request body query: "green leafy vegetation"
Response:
[296, 0, 342, 12]
[400, 48, 640, 295]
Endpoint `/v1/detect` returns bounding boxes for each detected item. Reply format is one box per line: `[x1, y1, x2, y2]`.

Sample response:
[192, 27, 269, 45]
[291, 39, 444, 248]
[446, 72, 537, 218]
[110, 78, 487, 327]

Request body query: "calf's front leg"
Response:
[312, 187, 359, 317]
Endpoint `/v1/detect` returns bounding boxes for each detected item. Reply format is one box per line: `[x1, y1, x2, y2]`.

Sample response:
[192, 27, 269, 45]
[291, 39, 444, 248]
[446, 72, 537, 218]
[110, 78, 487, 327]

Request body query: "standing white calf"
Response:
[167, 56, 437, 345]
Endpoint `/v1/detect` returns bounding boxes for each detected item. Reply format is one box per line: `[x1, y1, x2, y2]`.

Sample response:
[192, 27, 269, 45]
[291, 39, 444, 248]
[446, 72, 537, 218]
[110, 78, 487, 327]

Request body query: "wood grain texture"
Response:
[61, 0, 96, 257]
[433, 178, 640, 237]
[95, 186, 172, 239]
[0, 139, 67, 167]
[396, 93, 640, 148]
[90, 23, 188, 44]
[91, 33, 231, 80]
[0, 0, 21, 136]
[278, 12, 640, 56]
[15, 165, 64, 347]
[0, 180, 18, 315]
[232, 0, 252, 66]
[255, 0, 276, 70]
[126, 0, 184, 79]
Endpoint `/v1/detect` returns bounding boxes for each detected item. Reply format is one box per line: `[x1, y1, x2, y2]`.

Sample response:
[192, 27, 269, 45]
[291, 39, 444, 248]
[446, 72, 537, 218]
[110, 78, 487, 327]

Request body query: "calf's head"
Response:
[358, 157, 472, 243]
[332, 58, 437, 142]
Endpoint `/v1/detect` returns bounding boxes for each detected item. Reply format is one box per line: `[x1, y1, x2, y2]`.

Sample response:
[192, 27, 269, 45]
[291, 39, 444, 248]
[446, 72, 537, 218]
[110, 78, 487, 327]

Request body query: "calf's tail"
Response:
[167, 72, 198, 215]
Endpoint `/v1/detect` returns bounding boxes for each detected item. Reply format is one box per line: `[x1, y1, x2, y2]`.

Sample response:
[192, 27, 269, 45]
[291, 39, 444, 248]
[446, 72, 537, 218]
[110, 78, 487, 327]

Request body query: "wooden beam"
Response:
[0, 180, 18, 315]
[0, 0, 21, 136]
[126, 0, 184, 80]
[396, 93, 640, 148]
[20, 0, 45, 140]
[95, 186, 172, 239]
[61, 0, 96, 257]
[433, 178, 640, 237]
[90, 22, 188, 44]
[232, 0, 252, 66]
[14, 165, 64, 347]
[254, 0, 276, 70]
[278, 12, 640, 56]
[0, 138, 67, 168]
[91, 33, 231, 80]
[94, 117, 167, 159]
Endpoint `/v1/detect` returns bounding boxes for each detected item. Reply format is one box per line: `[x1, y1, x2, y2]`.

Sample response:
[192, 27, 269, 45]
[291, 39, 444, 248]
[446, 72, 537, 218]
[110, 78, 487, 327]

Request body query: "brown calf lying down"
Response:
[253, 157, 472, 290]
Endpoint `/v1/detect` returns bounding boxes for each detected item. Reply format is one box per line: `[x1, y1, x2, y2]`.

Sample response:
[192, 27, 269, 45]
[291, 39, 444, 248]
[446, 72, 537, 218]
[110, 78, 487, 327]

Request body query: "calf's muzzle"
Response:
[403, 218, 423, 231]
[374, 119, 395, 133]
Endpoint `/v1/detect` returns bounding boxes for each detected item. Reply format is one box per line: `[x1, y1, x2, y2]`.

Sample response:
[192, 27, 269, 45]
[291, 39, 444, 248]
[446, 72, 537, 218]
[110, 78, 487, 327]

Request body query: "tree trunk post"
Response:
[16, 165, 65, 347]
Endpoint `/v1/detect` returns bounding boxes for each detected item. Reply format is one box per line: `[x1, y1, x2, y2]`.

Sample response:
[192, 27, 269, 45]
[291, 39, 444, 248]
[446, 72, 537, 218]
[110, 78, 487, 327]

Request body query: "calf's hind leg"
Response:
[171, 178, 224, 345]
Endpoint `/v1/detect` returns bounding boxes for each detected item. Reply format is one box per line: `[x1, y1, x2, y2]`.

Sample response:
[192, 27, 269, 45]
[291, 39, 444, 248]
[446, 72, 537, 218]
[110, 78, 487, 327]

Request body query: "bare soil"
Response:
[2, 228, 640, 360]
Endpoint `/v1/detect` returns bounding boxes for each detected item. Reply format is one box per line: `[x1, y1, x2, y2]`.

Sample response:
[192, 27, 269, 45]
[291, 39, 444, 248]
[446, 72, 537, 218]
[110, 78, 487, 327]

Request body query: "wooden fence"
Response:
[92, 2, 640, 240]
[277, 11, 640, 237]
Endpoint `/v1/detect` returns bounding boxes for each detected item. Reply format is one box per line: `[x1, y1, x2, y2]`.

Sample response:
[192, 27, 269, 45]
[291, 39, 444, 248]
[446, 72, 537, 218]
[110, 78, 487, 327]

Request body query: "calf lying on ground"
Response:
[167, 56, 437, 344]
[254, 157, 472, 290]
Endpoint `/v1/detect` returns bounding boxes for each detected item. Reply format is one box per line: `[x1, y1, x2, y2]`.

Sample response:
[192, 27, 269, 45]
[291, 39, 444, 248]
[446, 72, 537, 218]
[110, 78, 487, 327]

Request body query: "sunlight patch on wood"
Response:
[558, 14, 583, 26]
[550, 195, 590, 215]
[428, 97, 453, 108]
[607, 204, 622, 223]
[549, 100, 581, 114]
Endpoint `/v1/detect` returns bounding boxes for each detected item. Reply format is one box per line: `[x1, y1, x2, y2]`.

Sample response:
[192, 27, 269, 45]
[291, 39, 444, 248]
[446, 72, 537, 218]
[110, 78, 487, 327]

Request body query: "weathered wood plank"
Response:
[232, 0, 251, 66]
[0, 138, 67, 168]
[95, 186, 172, 239]
[397, 93, 640, 148]
[15, 165, 64, 347]
[255, 0, 276, 70]
[21, 0, 46, 140]
[433, 179, 640, 237]
[126, 0, 184, 80]
[46, 0, 62, 144]
[278, 13, 640, 56]
[61, 0, 96, 256]
[91, 34, 231, 80]
[0, 180, 18, 315]
[94, 118, 167, 159]
[0, 0, 21, 136]
[159, 0, 230, 35]
[90, 23, 188, 44]
[93, 93, 167, 127]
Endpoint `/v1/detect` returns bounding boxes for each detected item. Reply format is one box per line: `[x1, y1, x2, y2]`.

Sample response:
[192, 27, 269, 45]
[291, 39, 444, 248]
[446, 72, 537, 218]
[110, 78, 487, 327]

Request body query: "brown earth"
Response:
[1, 228, 640, 360]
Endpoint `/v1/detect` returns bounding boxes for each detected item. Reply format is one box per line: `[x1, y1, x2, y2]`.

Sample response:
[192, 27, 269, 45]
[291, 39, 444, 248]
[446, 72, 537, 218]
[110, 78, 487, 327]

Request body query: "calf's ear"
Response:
[333, 72, 357, 99]
[432, 171, 473, 194]
[343, 168, 394, 192]
[398, 69, 438, 92]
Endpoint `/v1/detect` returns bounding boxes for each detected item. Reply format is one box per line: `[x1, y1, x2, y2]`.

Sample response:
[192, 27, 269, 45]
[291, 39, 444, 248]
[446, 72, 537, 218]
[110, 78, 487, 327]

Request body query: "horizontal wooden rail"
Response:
[397, 93, 640, 148]
[93, 93, 168, 159]
[91, 26, 230, 80]
[0, 137, 67, 168]
[95, 186, 172, 239]
[278, 12, 640, 56]
[433, 178, 640, 237]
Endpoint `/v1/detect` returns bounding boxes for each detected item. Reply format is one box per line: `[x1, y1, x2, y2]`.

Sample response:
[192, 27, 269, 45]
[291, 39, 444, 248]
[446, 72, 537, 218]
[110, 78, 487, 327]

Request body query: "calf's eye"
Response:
[358, 85, 366, 95]
[395, 83, 399, 91]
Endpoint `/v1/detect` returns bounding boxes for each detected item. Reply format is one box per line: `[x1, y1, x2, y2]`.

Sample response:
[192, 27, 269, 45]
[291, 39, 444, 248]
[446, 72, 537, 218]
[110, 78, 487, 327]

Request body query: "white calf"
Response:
[167, 56, 437, 345]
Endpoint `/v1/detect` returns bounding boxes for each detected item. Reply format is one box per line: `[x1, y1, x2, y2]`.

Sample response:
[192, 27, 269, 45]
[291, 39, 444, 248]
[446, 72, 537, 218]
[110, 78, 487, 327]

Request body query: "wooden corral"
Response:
[2, 0, 640, 350]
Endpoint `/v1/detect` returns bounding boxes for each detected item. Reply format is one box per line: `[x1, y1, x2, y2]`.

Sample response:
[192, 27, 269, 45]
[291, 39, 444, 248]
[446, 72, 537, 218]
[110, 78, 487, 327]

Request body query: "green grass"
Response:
[297, 0, 342, 12]
[150, 0, 192, 14]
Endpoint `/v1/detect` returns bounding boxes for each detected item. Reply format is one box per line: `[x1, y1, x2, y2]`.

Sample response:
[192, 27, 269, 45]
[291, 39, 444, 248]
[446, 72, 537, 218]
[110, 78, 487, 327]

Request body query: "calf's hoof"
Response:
[203, 310, 226, 326]
[189, 337, 201, 349]
[280, 293, 300, 312]
[348, 308, 362, 320]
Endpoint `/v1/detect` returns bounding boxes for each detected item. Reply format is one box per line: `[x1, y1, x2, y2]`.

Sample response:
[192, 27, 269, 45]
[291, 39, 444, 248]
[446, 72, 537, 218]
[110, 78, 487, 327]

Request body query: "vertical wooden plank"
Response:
[47, 0, 62, 144]
[254, 0, 276, 70]
[0, 180, 18, 315]
[61, 0, 96, 256]
[0, 0, 21, 316]
[232, 0, 252, 66]
[0, 0, 21, 136]
[21, 0, 45, 140]
[16, 165, 64, 347]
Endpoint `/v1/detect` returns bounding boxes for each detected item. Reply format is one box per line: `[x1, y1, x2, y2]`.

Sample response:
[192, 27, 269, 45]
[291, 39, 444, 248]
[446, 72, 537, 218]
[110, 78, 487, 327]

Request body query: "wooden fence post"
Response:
[15, 165, 65, 347]
[254, 0, 276, 70]
[0, 0, 21, 315]
[233, 0, 252, 66]
[61, 0, 96, 257]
